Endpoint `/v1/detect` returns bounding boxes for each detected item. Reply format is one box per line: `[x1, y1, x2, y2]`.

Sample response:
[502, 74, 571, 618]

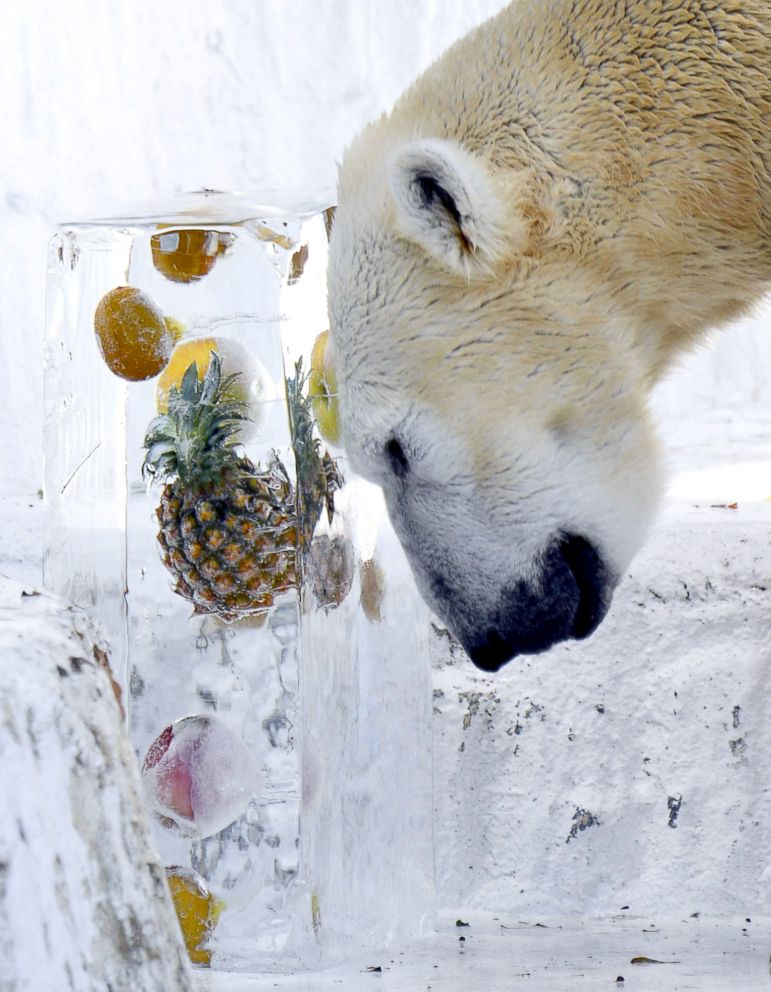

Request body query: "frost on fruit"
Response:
[93, 285, 175, 381]
[142, 714, 260, 838]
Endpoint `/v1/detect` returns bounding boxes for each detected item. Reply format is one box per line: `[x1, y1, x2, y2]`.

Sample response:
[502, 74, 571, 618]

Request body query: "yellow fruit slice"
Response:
[166, 866, 223, 966]
[156, 337, 267, 438]
[151, 228, 229, 283]
[94, 286, 178, 381]
[156, 337, 222, 412]
[308, 330, 341, 445]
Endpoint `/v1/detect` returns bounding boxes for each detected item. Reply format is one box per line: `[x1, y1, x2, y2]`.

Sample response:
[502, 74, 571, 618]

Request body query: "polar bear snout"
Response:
[442, 533, 614, 672]
[555, 533, 615, 640]
[326, 0, 771, 669]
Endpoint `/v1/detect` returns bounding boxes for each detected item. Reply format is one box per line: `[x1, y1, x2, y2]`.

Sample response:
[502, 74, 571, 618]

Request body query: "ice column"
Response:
[43, 192, 434, 971]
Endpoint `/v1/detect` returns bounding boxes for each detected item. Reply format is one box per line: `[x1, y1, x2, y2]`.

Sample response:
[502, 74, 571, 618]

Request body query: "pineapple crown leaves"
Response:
[286, 358, 342, 543]
[142, 352, 249, 487]
[286, 358, 321, 474]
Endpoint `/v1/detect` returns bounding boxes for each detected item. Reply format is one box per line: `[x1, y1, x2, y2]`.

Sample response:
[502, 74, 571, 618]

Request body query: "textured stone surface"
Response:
[431, 494, 771, 917]
[0, 578, 191, 992]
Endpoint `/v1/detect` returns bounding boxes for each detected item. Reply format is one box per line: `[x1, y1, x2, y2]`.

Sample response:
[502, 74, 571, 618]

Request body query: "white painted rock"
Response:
[0, 577, 191, 992]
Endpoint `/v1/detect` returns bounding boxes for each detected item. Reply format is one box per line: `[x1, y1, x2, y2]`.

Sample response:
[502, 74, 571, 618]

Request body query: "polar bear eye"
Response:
[384, 437, 410, 478]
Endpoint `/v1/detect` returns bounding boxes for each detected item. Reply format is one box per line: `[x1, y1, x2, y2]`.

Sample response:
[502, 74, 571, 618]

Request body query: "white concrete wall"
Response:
[4, 0, 771, 498]
[3, 0, 770, 489]
[1, 0, 510, 494]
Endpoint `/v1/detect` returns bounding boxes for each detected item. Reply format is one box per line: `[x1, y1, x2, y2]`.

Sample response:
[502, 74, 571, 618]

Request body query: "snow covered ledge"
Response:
[0, 578, 191, 991]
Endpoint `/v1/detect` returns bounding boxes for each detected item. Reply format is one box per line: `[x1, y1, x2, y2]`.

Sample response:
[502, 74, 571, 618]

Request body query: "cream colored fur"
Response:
[327, 0, 771, 670]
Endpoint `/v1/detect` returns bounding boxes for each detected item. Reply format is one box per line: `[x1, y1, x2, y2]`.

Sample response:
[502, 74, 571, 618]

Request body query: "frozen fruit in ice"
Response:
[307, 534, 354, 608]
[142, 724, 193, 822]
[255, 224, 295, 251]
[93, 285, 179, 381]
[142, 714, 260, 838]
[286, 361, 344, 552]
[308, 330, 341, 445]
[288, 243, 309, 284]
[151, 228, 230, 283]
[144, 355, 298, 621]
[166, 866, 223, 966]
[156, 336, 267, 439]
[359, 558, 385, 622]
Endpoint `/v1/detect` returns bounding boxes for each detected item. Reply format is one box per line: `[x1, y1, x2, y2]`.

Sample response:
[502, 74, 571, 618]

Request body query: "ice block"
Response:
[42, 192, 435, 971]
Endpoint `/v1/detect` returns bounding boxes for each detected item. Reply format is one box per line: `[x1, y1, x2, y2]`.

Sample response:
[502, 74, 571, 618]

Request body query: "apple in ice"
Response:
[142, 715, 260, 838]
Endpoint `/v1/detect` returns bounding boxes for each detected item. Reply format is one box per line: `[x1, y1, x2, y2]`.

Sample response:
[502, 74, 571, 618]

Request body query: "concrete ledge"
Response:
[431, 490, 771, 917]
[0, 578, 190, 992]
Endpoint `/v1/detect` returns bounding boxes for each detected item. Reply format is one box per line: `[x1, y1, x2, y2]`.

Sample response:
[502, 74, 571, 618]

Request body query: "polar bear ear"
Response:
[388, 139, 521, 278]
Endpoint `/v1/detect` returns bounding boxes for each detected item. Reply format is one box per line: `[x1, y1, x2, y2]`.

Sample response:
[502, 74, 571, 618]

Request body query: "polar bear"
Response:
[327, 0, 771, 672]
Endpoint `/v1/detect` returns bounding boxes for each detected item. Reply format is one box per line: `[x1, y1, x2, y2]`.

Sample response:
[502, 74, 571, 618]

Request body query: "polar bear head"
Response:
[328, 136, 664, 671]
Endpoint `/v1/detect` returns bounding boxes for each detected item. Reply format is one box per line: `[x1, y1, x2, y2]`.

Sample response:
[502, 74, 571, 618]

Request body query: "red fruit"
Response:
[141, 715, 260, 838]
[155, 753, 194, 821]
[142, 724, 173, 771]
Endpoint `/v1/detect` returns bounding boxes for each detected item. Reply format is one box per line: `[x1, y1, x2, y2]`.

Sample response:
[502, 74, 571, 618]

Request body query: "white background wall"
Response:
[3, 0, 770, 491]
[3, 0, 771, 920]
[1, 0, 514, 495]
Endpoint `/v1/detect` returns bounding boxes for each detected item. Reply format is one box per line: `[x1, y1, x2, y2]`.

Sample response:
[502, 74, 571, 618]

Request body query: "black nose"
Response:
[557, 533, 612, 639]
[462, 534, 613, 672]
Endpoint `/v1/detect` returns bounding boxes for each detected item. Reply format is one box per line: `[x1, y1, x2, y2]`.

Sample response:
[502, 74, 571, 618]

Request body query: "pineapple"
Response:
[286, 358, 350, 609]
[142, 353, 298, 620]
[286, 358, 342, 550]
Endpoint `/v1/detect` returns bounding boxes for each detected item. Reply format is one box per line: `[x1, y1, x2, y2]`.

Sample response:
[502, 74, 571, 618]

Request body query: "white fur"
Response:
[389, 139, 524, 278]
[328, 0, 771, 668]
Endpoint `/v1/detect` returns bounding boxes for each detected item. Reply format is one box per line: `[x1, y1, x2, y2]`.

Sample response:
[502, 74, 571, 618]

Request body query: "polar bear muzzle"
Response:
[329, 0, 771, 674]
[436, 533, 614, 673]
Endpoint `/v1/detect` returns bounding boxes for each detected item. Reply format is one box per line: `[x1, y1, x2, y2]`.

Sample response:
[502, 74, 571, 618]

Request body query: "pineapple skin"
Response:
[156, 456, 298, 620]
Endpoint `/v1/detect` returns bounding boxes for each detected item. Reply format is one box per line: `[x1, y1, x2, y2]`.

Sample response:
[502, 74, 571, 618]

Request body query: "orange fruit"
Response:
[165, 866, 223, 966]
[94, 285, 177, 381]
[151, 228, 229, 283]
